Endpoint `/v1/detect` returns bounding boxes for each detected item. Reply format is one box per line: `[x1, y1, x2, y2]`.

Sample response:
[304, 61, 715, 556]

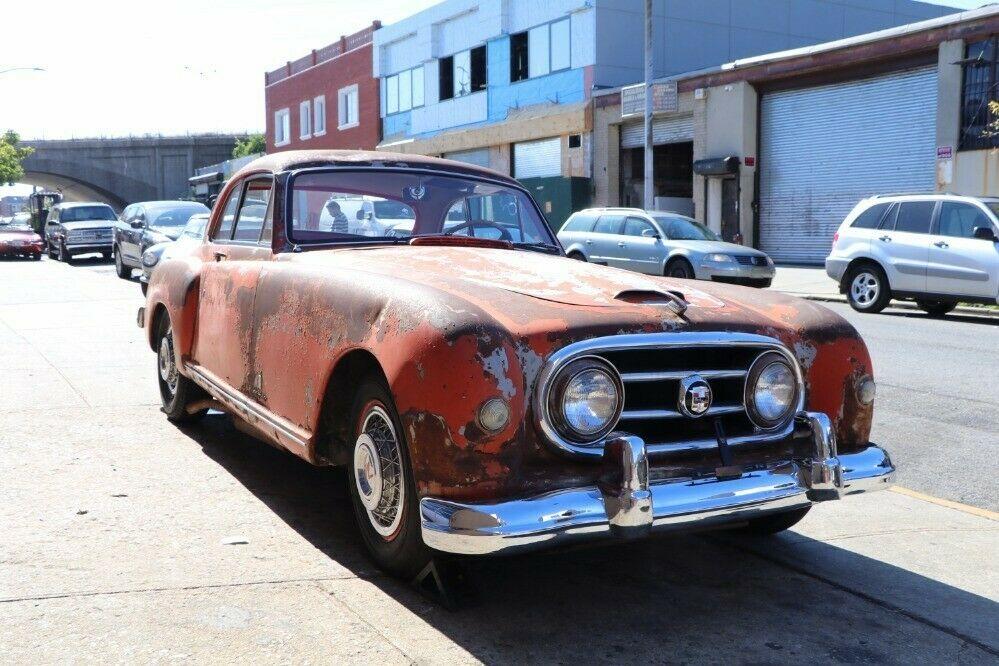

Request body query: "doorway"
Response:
[721, 177, 740, 242]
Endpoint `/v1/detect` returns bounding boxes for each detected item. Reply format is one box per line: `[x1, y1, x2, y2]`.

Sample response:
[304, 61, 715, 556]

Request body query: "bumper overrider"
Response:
[420, 412, 894, 555]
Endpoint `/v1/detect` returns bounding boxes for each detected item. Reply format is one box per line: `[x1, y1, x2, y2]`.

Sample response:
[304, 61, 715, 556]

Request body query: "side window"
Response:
[212, 184, 242, 241]
[233, 178, 274, 242]
[48, 208, 59, 223]
[592, 215, 624, 235]
[937, 202, 993, 239]
[894, 201, 935, 234]
[564, 214, 595, 232]
[851, 202, 890, 229]
[624, 217, 656, 237]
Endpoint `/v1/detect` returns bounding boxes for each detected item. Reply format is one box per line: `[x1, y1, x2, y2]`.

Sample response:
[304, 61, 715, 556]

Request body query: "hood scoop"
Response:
[614, 289, 688, 315]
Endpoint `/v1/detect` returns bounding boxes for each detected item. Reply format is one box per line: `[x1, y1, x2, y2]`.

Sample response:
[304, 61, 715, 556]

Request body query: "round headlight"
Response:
[548, 357, 623, 443]
[745, 351, 799, 430]
[141, 250, 160, 267]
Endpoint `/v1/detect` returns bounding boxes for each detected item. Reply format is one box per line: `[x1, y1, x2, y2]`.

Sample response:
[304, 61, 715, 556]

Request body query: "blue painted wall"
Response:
[486, 36, 586, 123]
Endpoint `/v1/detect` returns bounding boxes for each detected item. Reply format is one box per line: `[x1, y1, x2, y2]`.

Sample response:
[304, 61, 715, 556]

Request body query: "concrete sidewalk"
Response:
[771, 265, 999, 318]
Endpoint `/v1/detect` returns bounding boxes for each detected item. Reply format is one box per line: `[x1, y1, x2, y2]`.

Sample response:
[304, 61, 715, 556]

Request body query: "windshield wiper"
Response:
[512, 241, 561, 255]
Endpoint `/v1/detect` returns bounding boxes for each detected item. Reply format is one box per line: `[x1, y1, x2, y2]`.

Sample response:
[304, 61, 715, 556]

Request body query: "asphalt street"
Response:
[0, 255, 996, 664]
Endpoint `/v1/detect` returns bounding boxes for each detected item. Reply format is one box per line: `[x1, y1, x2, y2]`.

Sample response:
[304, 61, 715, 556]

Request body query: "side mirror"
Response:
[130, 220, 144, 229]
[642, 228, 661, 240]
[973, 226, 998, 242]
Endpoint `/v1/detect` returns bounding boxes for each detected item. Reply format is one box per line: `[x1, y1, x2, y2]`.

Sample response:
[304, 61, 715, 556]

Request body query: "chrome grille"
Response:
[734, 255, 767, 267]
[534, 332, 803, 460]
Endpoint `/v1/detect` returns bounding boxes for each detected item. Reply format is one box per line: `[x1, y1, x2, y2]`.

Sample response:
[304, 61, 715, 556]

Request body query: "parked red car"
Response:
[139, 151, 894, 578]
[0, 217, 44, 260]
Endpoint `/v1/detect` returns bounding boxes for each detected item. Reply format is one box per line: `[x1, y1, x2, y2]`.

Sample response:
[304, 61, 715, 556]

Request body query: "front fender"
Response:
[143, 253, 203, 365]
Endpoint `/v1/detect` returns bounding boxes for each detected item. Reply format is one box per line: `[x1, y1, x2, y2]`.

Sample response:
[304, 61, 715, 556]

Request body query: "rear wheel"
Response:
[46, 242, 56, 259]
[114, 248, 132, 279]
[666, 257, 694, 279]
[155, 314, 207, 422]
[567, 251, 586, 261]
[739, 506, 810, 535]
[916, 300, 956, 317]
[346, 376, 429, 579]
[846, 263, 891, 313]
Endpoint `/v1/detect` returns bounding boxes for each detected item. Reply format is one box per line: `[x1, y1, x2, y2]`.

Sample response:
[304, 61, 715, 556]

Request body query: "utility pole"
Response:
[643, 0, 654, 211]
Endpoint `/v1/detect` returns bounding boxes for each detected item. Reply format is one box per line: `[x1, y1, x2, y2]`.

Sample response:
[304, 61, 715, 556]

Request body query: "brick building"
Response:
[264, 23, 381, 153]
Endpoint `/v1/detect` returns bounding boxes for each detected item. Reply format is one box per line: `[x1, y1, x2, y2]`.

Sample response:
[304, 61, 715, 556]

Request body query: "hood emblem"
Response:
[678, 375, 713, 418]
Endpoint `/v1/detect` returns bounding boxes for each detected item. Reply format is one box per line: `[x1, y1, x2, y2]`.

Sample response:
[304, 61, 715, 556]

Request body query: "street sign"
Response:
[937, 146, 953, 159]
[621, 81, 679, 117]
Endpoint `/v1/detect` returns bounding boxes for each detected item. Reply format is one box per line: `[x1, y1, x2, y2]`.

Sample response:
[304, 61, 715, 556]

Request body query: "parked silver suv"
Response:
[558, 208, 775, 287]
[826, 194, 999, 315]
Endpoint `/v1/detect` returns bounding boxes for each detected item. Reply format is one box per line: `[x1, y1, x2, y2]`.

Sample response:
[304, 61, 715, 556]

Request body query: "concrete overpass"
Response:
[21, 135, 245, 210]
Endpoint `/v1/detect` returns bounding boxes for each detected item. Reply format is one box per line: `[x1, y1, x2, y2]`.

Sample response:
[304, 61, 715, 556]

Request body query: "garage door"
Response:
[443, 148, 491, 168]
[513, 137, 562, 179]
[620, 115, 693, 149]
[759, 67, 937, 264]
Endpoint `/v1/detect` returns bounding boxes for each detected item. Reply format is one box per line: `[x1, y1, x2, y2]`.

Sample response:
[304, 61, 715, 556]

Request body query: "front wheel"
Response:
[155, 314, 207, 422]
[846, 264, 891, 313]
[114, 248, 132, 279]
[346, 376, 430, 579]
[917, 300, 956, 317]
[666, 258, 694, 279]
[58, 242, 73, 264]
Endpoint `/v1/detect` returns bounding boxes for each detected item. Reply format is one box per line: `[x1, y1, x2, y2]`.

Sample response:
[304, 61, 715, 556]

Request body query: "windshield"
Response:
[182, 215, 209, 238]
[653, 215, 720, 241]
[0, 224, 32, 233]
[61, 205, 116, 222]
[289, 170, 556, 248]
[148, 203, 209, 227]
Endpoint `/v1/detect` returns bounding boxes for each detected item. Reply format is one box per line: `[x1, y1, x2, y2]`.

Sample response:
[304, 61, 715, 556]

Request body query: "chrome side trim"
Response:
[533, 332, 806, 460]
[421, 412, 895, 556]
[186, 364, 309, 450]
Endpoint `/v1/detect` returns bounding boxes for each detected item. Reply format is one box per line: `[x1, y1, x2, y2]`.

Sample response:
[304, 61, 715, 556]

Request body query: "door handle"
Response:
[617, 242, 627, 247]
[878, 235, 892, 242]
[933, 240, 949, 248]
[584, 239, 593, 245]
[213, 250, 228, 262]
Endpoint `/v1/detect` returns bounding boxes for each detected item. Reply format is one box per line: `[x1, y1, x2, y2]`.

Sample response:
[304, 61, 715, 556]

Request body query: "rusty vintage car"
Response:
[139, 150, 894, 577]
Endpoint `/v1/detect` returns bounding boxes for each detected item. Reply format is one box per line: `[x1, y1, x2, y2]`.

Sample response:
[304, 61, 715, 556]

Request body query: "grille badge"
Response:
[678, 374, 713, 418]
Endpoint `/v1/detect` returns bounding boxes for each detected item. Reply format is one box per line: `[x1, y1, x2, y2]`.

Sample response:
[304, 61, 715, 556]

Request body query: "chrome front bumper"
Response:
[420, 412, 894, 555]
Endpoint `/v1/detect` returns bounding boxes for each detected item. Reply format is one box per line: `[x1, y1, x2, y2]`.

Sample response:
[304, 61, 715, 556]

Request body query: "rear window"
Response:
[851, 202, 890, 229]
[563, 213, 596, 232]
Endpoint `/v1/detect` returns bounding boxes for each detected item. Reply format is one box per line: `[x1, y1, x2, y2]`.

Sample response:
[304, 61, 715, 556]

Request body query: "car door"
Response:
[874, 200, 933, 293]
[44, 207, 60, 247]
[589, 214, 626, 267]
[122, 205, 145, 263]
[620, 216, 664, 274]
[927, 201, 999, 299]
[192, 177, 273, 393]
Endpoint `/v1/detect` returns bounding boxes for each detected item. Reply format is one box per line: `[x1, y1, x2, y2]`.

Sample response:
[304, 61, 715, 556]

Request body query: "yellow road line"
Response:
[890, 486, 999, 521]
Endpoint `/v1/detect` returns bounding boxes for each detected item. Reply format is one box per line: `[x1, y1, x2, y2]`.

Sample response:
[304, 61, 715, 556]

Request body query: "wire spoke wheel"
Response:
[850, 271, 879, 307]
[353, 405, 405, 540]
[158, 324, 179, 397]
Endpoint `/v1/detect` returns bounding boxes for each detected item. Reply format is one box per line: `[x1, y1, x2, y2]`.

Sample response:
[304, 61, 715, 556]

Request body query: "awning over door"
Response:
[620, 115, 694, 149]
[758, 67, 937, 264]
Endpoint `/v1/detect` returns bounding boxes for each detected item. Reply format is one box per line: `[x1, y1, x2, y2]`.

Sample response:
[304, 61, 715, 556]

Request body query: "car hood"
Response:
[61, 220, 114, 231]
[149, 226, 184, 240]
[666, 240, 767, 256]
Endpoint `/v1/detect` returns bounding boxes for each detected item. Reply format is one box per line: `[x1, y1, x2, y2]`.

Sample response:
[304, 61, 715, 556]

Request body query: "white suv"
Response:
[826, 194, 999, 315]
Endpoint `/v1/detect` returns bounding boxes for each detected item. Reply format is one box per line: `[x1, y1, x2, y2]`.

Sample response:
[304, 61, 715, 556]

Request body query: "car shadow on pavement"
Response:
[178, 414, 999, 663]
[880, 309, 999, 327]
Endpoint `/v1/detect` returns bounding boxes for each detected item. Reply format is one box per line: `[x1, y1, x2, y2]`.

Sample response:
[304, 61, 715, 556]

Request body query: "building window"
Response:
[313, 96, 326, 135]
[960, 36, 999, 150]
[439, 56, 454, 101]
[274, 108, 290, 146]
[338, 84, 359, 129]
[511, 18, 571, 83]
[511, 32, 528, 82]
[299, 101, 311, 140]
[385, 66, 426, 113]
[471, 45, 487, 92]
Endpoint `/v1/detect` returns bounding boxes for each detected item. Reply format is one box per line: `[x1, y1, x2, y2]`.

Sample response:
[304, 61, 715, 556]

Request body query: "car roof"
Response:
[868, 193, 998, 203]
[56, 201, 114, 209]
[132, 200, 208, 208]
[233, 149, 519, 187]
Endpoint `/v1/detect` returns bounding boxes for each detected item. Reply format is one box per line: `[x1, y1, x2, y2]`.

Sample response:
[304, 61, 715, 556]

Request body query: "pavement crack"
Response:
[325, 582, 420, 664]
[0, 574, 376, 604]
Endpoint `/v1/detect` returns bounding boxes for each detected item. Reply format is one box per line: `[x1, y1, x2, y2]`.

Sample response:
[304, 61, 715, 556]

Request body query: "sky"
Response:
[0, 0, 984, 197]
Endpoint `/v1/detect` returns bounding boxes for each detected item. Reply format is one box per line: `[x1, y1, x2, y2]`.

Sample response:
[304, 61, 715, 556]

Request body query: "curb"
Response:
[786, 293, 999, 319]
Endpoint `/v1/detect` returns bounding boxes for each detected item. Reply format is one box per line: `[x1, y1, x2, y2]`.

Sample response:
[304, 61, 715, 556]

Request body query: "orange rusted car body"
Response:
[142, 151, 892, 555]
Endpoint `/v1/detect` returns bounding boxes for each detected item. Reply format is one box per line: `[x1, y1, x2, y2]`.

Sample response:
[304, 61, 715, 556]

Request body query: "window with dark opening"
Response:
[471, 45, 487, 92]
[568, 134, 581, 148]
[960, 36, 998, 150]
[510, 31, 528, 82]
[439, 55, 454, 101]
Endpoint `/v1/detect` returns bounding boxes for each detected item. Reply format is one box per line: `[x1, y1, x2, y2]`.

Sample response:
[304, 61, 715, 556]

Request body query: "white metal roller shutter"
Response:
[443, 148, 491, 168]
[759, 67, 937, 264]
[513, 137, 562, 179]
[620, 115, 694, 148]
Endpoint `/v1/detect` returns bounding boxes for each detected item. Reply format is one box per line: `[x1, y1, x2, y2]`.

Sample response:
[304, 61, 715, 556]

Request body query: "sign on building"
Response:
[620, 81, 679, 117]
